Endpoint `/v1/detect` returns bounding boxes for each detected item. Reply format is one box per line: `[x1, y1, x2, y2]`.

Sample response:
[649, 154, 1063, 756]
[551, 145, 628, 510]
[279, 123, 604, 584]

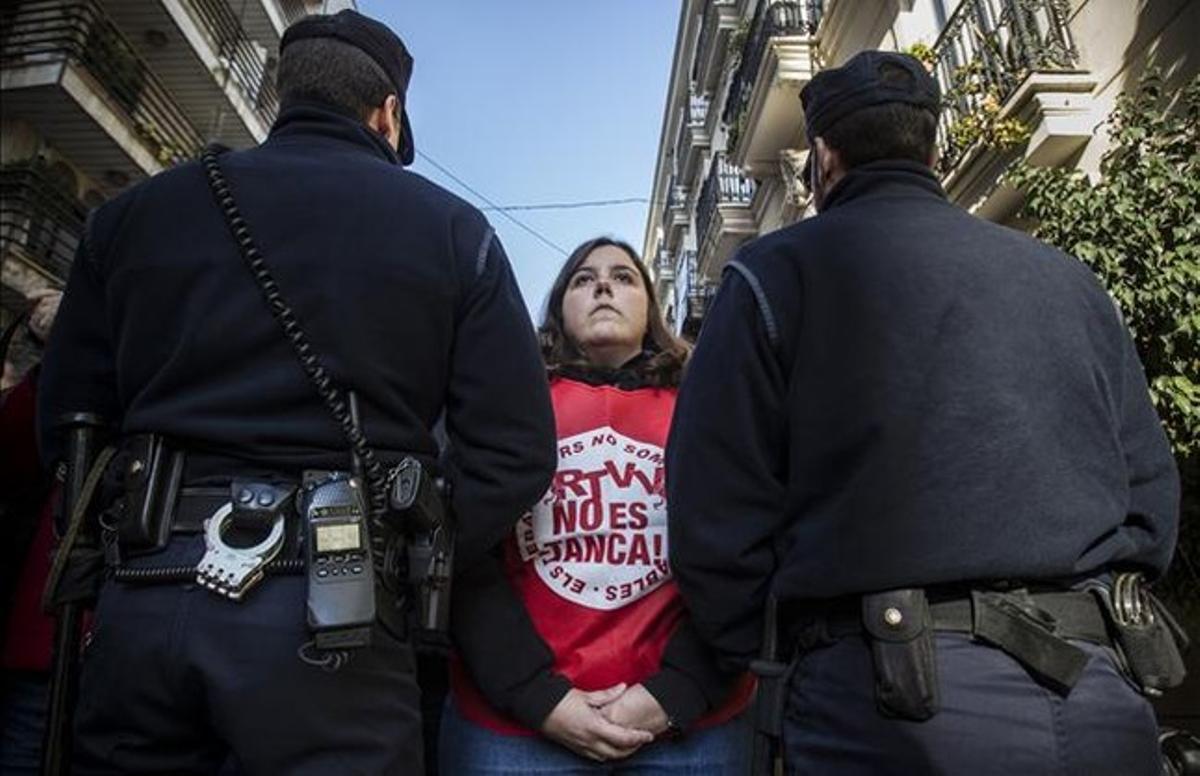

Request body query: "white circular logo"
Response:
[516, 425, 671, 610]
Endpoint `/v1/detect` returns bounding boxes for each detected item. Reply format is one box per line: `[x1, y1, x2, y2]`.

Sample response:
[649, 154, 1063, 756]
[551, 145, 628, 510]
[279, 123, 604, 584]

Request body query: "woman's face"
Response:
[561, 245, 649, 365]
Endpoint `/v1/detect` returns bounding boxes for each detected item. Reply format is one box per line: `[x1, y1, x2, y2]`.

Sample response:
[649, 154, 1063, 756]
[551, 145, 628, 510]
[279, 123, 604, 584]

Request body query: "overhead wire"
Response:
[479, 197, 658, 212]
[415, 150, 569, 257]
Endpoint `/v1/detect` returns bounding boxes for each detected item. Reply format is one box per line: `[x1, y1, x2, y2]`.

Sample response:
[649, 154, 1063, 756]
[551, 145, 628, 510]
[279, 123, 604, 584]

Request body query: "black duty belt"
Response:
[170, 487, 236, 533]
[771, 577, 1188, 727]
[109, 486, 305, 587]
[786, 590, 1111, 648]
[784, 586, 1118, 702]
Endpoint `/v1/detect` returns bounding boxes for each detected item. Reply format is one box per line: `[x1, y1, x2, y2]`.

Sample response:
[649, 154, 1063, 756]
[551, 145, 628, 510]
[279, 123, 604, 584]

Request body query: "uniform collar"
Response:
[267, 98, 400, 165]
[822, 159, 947, 212]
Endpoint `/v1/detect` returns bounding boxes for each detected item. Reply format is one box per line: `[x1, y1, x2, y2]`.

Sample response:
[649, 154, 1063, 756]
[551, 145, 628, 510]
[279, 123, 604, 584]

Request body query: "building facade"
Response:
[0, 0, 354, 377]
[643, 0, 1198, 338]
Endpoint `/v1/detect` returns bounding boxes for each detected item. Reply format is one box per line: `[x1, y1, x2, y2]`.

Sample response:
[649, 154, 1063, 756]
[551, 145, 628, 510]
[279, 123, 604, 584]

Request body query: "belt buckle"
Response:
[195, 503, 285, 600]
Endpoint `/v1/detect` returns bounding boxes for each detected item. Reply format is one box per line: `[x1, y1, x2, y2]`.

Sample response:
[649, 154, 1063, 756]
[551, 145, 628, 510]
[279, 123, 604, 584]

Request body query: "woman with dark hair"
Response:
[443, 238, 752, 773]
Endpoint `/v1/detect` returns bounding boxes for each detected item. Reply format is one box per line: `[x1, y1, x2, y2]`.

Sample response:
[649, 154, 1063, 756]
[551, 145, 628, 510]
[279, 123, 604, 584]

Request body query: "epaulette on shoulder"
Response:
[723, 259, 781, 355]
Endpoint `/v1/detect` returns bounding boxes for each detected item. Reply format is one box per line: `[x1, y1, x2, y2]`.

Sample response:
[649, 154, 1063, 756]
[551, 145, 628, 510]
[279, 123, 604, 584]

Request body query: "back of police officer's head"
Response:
[277, 10, 416, 164]
[801, 51, 940, 211]
[278, 38, 393, 116]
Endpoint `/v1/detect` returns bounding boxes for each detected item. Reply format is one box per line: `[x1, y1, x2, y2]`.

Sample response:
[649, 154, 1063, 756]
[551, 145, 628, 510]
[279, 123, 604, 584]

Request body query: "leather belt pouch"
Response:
[862, 589, 940, 721]
[1093, 585, 1189, 695]
[114, 434, 184, 552]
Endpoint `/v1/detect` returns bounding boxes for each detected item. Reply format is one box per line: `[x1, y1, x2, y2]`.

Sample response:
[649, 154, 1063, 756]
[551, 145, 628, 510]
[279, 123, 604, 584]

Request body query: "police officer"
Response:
[37, 10, 556, 774]
[666, 51, 1182, 775]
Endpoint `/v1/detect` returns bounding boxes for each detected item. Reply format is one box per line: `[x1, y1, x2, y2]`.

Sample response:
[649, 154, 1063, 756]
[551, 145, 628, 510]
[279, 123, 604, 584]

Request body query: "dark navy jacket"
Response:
[37, 101, 557, 563]
[666, 161, 1180, 666]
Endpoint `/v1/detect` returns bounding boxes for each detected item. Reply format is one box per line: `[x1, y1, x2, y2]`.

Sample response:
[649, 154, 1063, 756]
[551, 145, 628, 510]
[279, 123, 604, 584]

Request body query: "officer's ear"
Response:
[810, 137, 847, 211]
[366, 94, 402, 152]
[813, 137, 845, 184]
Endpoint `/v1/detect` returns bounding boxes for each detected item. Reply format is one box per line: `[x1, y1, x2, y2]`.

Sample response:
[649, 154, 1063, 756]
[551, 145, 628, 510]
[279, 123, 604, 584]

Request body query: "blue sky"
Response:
[359, 1, 680, 320]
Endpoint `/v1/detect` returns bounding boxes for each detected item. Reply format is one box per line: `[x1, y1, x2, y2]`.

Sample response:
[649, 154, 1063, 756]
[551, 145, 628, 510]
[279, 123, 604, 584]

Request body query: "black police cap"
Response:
[281, 10, 416, 165]
[800, 50, 940, 141]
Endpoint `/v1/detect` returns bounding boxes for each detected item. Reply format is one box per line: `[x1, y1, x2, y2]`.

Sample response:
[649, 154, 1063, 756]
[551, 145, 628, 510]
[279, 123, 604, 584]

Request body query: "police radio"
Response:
[301, 472, 376, 649]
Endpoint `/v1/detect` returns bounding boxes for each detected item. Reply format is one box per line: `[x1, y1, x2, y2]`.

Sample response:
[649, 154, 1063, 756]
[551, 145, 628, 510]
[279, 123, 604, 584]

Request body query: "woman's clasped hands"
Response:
[540, 682, 669, 762]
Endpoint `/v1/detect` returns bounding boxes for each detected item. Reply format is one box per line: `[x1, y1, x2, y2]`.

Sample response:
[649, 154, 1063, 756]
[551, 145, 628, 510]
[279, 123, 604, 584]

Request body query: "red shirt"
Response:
[453, 377, 752, 734]
[1, 371, 57, 672]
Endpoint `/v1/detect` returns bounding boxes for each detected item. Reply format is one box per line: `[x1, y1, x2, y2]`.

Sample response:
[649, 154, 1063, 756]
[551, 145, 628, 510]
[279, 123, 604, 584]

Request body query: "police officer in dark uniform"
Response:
[667, 51, 1183, 775]
[37, 10, 556, 774]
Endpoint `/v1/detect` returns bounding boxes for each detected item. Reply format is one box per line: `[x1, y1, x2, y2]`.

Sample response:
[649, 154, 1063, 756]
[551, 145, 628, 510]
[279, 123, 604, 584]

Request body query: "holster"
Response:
[971, 589, 1090, 695]
[107, 434, 184, 556]
[389, 456, 455, 638]
[1091, 574, 1189, 696]
[862, 589, 940, 721]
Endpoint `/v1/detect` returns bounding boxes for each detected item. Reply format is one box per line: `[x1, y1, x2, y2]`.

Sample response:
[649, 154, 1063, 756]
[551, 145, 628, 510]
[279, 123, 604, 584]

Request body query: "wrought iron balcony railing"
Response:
[672, 249, 710, 329]
[696, 153, 755, 250]
[675, 249, 696, 287]
[674, 90, 711, 171]
[685, 260, 716, 330]
[931, 0, 1080, 174]
[668, 180, 689, 212]
[0, 165, 88, 281]
[278, 0, 311, 27]
[723, 0, 823, 131]
[187, 0, 281, 128]
[673, 249, 690, 320]
[691, 0, 727, 83]
[654, 247, 675, 281]
[687, 280, 716, 313]
[1, 0, 205, 166]
[688, 92, 710, 126]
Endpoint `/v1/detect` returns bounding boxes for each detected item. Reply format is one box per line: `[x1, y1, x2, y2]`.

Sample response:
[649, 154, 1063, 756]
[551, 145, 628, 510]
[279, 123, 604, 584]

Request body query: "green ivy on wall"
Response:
[1007, 72, 1200, 606]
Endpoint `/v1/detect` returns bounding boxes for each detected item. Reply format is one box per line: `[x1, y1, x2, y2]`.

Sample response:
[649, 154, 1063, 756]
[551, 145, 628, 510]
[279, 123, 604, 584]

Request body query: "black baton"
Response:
[749, 594, 788, 776]
[41, 412, 107, 776]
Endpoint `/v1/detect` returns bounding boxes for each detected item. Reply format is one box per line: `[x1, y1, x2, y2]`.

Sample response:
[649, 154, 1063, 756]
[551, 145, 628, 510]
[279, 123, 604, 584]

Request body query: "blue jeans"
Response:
[1, 671, 49, 775]
[782, 632, 1161, 775]
[439, 697, 749, 775]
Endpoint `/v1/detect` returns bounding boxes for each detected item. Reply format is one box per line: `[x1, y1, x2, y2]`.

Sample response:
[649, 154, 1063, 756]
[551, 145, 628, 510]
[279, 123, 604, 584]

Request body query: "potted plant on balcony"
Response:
[81, 15, 146, 117]
[940, 59, 1030, 174]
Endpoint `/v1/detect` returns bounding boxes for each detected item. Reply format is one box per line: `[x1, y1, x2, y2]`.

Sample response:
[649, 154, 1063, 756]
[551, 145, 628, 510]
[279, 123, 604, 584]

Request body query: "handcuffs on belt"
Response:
[195, 481, 292, 601]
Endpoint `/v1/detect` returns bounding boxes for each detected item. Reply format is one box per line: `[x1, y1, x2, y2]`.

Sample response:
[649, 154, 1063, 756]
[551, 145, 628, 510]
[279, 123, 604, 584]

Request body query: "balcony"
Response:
[241, 0, 296, 42]
[101, 0, 281, 147]
[692, 0, 740, 95]
[695, 153, 756, 276]
[672, 249, 691, 334]
[186, 0, 280, 129]
[1, 0, 206, 194]
[1, 164, 87, 288]
[817, 0, 915, 66]
[653, 247, 676, 283]
[672, 250, 715, 339]
[278, 0, 312, 26]
[664, 180, 691, 254]
[674, 91, 711, 191]
[931, 0, 1095, 217]
[724, 0, 822, 176]
[651, 246, 676, 316]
